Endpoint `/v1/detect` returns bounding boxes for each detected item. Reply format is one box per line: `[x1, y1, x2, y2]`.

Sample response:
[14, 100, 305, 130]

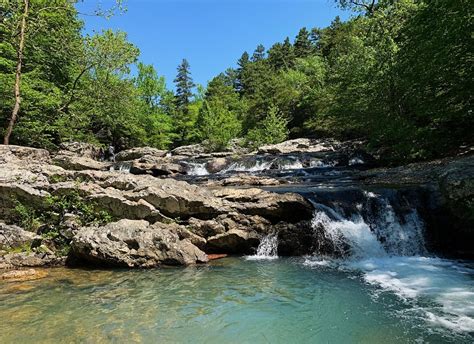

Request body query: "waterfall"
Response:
[311, 191, 426, 259]
[187, 162, 209, 176]
[110, 162, 132, 173]
[246, 233, 278, 260]
[220, 159, 274, 174]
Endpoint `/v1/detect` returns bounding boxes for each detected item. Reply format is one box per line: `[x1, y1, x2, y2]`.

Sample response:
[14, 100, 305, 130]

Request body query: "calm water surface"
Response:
[0, 257, 472, 343]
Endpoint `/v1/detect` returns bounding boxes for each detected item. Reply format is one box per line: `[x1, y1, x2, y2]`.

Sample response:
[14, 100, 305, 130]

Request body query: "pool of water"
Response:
[0, 257, 472, 343]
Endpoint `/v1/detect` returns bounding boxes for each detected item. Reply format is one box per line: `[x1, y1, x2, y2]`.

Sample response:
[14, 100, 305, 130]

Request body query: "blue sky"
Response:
[77, 0, 348, 87]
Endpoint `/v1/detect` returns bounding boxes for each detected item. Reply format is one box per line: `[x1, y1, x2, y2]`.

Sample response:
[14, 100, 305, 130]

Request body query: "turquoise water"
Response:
[0, 257, 472, 343]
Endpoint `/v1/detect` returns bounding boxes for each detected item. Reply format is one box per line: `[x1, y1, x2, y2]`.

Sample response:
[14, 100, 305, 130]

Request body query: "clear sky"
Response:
[77, 0, 348, 87]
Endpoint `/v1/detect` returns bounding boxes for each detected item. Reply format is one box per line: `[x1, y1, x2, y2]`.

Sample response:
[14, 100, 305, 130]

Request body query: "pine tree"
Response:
[235, 51, 250, 93]
[251, 44, 266, 62]
[173, 58, 195, 144]
[294, 27, 313, 58]
[174, 58, 195, 114]
[268, 37, 295, 70]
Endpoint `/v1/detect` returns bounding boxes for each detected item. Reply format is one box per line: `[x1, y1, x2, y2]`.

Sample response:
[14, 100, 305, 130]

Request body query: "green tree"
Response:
[173, 58, 195, 144]
[134, 62, 175, 149]
[294, 27, 313, 58]
[246, 106, 289, 148]
[197, 100, 241, 151]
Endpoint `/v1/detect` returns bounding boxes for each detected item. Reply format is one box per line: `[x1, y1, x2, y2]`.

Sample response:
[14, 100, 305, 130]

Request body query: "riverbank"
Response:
[0, 139, 472, 269]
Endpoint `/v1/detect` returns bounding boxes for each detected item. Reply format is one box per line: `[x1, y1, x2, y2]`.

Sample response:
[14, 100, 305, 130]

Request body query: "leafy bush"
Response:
[246, 106, 289, 149]
[197, 100, 242, 151]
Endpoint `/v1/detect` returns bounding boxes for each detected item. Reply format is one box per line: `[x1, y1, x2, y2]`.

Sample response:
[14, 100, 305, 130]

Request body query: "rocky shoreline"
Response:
[0, 139, 472, 278]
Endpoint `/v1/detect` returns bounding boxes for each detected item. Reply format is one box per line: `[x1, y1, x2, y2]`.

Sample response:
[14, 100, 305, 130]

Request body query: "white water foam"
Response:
[110, 162, 132, 173]
[246, 233, 278, 260]
[220, 160, 274, 174]
[279, 159, 304, 170]
[307, 194, 474, 334]
[187, 162, 209, 176]
[349, 157, 365, 165]
[310, 159, 337, 168]
[348, 257, 474, 333]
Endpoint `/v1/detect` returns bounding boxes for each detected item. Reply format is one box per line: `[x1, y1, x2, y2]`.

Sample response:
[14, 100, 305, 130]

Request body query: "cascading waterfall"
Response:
[110, 162, 132, 173]
[306, 190, 474, 333]
[246, 233, 278, 260]
[311, 191, 426, 258]
[219, 159, 274, 174]
[186, 162, 209, 176]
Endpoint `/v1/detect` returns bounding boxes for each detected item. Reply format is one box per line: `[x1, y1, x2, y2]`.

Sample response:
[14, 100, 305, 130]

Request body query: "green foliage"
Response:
[1, 0, 471, 162]
[246, 106, 289, 148]
[197, 101, 242, 151]
[11, 190, 113, 251]
[13, 200, 42, 232]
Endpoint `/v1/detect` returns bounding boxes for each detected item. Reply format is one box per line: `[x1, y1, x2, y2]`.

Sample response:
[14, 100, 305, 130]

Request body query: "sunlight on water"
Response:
[0, 258, 472, 343]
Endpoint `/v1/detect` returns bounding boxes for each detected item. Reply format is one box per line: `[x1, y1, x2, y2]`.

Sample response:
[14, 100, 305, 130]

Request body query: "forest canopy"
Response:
[0, 0, 472, 163]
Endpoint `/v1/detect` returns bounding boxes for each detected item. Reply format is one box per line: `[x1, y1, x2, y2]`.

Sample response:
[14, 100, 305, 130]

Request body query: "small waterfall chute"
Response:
[110, 162, 132, 173]
[186, 162, 209, 176]
[246, 233, 278, 260]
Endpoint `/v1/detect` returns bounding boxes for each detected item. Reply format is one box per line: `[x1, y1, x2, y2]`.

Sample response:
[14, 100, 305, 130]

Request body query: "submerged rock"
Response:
[70, 219, 209, 267]
[0, 268, 48, 282]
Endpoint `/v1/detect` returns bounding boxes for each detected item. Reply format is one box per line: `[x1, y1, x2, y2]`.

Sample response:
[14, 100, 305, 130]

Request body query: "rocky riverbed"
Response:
[0, 139, 472, 275]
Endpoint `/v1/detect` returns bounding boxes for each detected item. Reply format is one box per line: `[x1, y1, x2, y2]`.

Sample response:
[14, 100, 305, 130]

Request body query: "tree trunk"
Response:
[4, 0, 29, 145]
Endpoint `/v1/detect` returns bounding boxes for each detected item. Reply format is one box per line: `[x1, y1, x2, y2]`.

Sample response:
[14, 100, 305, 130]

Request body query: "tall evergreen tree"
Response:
[173, 58, 195, 144]
[251, 44, 266, 62]
[294, 27, 313, 58]
[174, 58, 195, 114]
[235, 51, 250, 93]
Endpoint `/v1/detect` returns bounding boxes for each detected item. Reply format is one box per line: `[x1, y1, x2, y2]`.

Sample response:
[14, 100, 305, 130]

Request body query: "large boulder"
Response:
[205, 158, 229, 173]
[0, 145, 51, 163]
[213, 188, 313, 222]
[0, 222, 40, 250]
[206, 229, 259, 254]
[171, 144, 206, 157]
[0, 183, 50, 219]
[124, 180, 231, 219]
[129, 160, 185, 177]
[258, 139, 340, 155]
[53, 153, 111, 171]
[59, 142, 103, 160]
[0, 252, 64, 269]
[70, 219, 208, 267]
[115, 147, 167, 162]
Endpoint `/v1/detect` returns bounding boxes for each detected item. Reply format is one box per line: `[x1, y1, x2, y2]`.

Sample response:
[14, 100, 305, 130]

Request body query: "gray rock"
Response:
[258, 138, 340, 154]
[0, 144, 51, 163]
[213, 187, 313, 222]
[206, 229, 259, 254]
[171, 144, 206, 157]
[115, 147, 167, 162]
[70, 219, 208, 267]
[59, 142, 103, 160]
[53, 153, 111, 171]
[205, 157, 229, 173]
[0, 222, 40, 250]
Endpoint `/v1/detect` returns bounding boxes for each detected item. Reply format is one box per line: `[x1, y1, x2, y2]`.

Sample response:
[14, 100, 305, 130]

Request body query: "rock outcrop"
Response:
[0, 222, 40, 250]
[70, 219, 208, 267]
[115, 147, 168, 161]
